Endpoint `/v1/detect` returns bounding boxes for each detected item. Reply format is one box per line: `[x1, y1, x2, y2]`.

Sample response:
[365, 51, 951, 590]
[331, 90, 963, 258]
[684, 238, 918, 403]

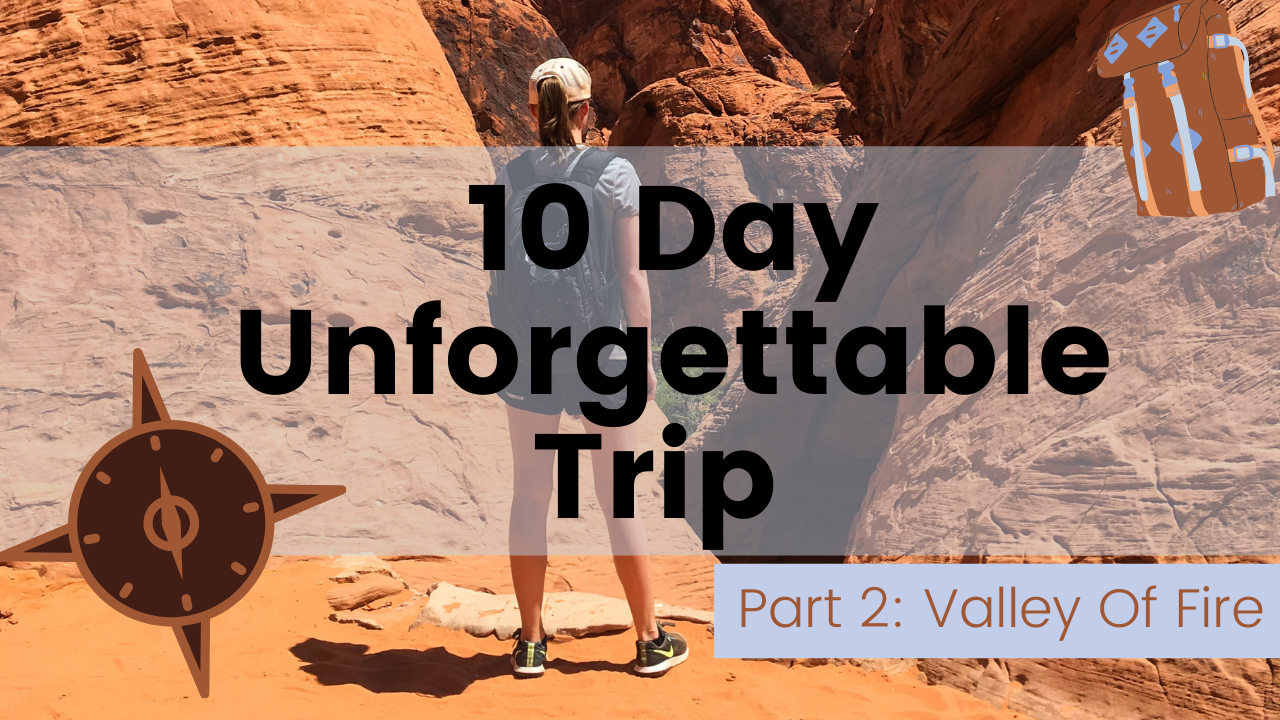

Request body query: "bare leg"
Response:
[507, 405, 562, 642]
[581, 416, 658, 641]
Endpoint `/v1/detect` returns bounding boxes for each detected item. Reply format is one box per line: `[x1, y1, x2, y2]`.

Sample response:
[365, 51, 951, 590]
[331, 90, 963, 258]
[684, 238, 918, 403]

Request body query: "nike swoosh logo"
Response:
[652, 646, 674, 658]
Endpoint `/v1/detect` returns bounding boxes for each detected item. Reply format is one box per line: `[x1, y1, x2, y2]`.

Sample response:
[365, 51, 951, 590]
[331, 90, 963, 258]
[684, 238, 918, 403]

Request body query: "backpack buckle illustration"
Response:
[1104, 34, 1128, 64]
[1138, 16, 1168, 47]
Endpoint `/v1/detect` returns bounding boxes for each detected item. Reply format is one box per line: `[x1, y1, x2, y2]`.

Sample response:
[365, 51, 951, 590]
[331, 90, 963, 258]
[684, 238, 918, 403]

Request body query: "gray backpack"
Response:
[489, 147, 624, 366]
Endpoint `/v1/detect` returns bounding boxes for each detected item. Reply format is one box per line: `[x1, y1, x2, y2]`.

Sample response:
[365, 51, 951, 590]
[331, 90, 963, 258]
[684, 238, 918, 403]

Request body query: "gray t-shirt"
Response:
[495, 146, 641, 360]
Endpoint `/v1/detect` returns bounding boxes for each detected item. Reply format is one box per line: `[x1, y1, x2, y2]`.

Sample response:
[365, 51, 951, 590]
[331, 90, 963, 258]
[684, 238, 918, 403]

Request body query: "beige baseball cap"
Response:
[529, 58, 592, 105]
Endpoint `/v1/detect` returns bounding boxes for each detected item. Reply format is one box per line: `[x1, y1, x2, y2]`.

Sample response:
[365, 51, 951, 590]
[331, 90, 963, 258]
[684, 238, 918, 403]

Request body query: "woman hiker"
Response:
[491, 57, 690, 678]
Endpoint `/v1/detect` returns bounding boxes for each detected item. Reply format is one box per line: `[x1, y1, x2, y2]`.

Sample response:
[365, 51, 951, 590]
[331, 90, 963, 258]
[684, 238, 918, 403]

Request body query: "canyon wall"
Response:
[684, 1, 1280, 717]
[418, 0, 569, 145]
[0, 0, 481, 146]
[0, 0, 692, 557]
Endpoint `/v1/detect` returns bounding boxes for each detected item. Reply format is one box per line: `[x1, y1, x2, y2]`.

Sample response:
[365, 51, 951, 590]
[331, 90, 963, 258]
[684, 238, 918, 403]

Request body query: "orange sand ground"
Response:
[0, 557, 1022, 720]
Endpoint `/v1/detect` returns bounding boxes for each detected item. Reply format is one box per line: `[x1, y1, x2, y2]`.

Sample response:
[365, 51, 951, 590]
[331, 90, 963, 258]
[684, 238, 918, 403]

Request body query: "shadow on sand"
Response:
[291, 638, 634, 696]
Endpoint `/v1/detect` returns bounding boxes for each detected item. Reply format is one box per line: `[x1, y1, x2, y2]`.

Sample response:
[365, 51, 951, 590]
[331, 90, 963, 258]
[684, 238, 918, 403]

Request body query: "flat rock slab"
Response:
[412, 582, 712, 640]
[326, 574, 407, 611]
[329, 555, 404, 584]
[543, 592, 634, 638]
[412, 582, 520, 638]
[655, 604, 714, 624]
[328, 612, 384, 631]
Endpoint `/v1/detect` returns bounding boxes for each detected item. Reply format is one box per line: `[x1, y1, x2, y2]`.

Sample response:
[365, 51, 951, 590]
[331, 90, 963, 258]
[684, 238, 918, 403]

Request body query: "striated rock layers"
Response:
[811, 2, 1280, 713]
[682, 145, 1280, 719]
[0, 0, 704, 558]
[850, 150, 1280, 562]
[678, 1, 1280, 703]
[842, 147, 1280, 717]
[0, 147, 696, 555]
[0, 0, 481, 146]
[921, 656, 1280, 720]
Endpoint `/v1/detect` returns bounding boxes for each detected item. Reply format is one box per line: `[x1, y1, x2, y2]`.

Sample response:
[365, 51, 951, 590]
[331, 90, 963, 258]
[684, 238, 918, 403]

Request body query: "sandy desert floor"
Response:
[0, 556, 1023, 720]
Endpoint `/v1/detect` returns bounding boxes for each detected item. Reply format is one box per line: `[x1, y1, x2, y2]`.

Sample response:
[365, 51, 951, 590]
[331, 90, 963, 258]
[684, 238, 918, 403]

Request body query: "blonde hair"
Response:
[536, 76, 588, 147]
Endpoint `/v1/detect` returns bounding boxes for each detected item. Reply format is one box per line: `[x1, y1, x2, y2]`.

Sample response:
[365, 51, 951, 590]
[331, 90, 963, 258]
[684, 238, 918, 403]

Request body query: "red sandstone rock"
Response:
[609, 66, 849, 147]
[838, 0, 963, 144]
[751, 0, 871, 82]
[533, 0, 622, 50]
[419, 0, 572, 145]
[0, 0, 481, 146]
[920, 656, 1280, 720]
[572, 0, 813, 127]
[683, 7, 1280, 713]
[834, 142, 1280, 720]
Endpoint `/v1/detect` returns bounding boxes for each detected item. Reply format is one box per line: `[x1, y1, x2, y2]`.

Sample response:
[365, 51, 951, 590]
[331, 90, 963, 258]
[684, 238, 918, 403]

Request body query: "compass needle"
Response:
[145, 468, 198, 580]
[159, 470, 186, 578]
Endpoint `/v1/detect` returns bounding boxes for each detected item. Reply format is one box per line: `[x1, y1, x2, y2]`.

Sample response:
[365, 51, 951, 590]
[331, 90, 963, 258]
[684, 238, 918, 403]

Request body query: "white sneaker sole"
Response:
[511, 656, 545, 677]
[633, 650, 689, 675]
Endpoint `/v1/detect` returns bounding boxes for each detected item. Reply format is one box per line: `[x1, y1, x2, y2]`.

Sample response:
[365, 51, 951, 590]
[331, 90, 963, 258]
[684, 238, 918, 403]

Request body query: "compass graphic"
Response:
[0, 349, 345, 697]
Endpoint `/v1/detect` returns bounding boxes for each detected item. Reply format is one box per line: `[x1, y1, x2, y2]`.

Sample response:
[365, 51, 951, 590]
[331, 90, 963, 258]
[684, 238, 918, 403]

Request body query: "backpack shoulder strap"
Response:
[568, 147, 620, 188]
[506, 151, 537, 192]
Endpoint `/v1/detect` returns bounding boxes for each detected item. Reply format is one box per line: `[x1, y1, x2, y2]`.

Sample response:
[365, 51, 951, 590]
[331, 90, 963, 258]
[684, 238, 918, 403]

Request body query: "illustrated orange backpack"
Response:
[1096, 0, 1275, 216]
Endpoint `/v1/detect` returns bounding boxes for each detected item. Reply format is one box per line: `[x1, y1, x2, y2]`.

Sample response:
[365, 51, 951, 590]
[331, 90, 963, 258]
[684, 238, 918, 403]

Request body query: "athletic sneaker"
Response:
[633, 623, 689, 675]
[510, 629, 549, 677]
